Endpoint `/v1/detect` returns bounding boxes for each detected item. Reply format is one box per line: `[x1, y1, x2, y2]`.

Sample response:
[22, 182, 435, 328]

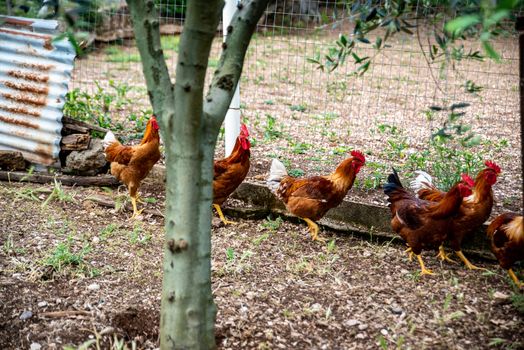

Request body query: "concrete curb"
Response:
[148, 165, 495, 260]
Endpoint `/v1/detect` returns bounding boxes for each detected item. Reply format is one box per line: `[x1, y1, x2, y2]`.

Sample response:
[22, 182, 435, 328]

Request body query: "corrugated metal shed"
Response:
[0, 16, 76, 166]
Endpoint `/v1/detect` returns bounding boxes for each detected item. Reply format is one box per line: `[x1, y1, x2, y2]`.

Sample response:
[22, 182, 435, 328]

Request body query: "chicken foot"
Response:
[507, 269, 522, 288]
[302, 218, 324, 242]
[455, 250, 485, 270]
[405, 247, 414, 262]
[416, 254, 434, 275]
[213, 204, 237, 225]
[436, 245, 456, 263]
[130, 195, 144, 220]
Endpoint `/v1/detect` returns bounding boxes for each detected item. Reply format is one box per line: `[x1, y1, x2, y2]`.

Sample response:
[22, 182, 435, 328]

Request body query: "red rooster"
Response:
[103, 115, 161, 219]
[487, 213, 523, 288]
[213, 124, 251, 225]
[267, 150, 365, 241]
[410, 171, 475, 262]
[384, 169, 473, 275]
[411, 161, 501, 269]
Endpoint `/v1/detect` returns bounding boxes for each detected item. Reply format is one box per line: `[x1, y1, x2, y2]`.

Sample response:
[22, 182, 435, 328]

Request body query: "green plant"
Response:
[42, 180, 74, 207]
[129, 223, 151, 245]
[225, 247, 235, 262]
[43, 236, 94, 276]
[288, 169, 305, 177]
[261, 216, 283, 232]
[263, 115, 283, 141]
[290, 104, 307, 112]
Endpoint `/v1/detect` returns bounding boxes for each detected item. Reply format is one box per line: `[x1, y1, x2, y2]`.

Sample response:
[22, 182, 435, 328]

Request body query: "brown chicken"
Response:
[487, 213, 523, 288]
[410, 171, 475, 262]
[213, 124, 251, 225]
[103, 115, 161, 219]
[412, 161, 501, 269]
[267, 150, 365, 241]
[384, 169, 473, 275]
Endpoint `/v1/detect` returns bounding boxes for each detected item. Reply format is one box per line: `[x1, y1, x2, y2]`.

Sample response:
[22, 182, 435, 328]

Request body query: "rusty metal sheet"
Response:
[0, 15, 76, 166]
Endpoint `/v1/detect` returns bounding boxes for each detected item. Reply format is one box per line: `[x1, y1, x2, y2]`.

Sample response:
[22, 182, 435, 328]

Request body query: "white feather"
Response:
[266, 158, 288, 193]
[409, 170, 433, 194]
[103, 131, 117, 150]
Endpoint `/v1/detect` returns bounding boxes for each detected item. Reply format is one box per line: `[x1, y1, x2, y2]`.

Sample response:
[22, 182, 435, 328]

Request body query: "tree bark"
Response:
[126, 0, 270, 348]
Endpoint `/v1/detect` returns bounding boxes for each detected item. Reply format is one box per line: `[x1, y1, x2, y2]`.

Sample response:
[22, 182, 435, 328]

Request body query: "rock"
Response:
[87, 283, 100, 291]
[19, 310, 33, 320]
[390, 306, 403, 315]
[310, 303, 322, 312]
[345, 319, 360, 327]
[493, 291, 510, 301]
[37, 301, 48, 308]
[358, 323, 368, 331]
[355, 333, 366, 339]
[65, 139, 107, 174]
[380, 329, 388, 336]
[0, 151, 26, 171]
[30, 342, 42, 350]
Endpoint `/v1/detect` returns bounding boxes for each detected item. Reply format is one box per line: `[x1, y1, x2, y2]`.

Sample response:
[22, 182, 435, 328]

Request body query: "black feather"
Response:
[383, 168, 403, 196]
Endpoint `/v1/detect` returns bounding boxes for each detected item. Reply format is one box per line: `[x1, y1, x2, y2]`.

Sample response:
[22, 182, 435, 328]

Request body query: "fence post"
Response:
[517, 17, 524, 200]
[223, 0, 241, 156]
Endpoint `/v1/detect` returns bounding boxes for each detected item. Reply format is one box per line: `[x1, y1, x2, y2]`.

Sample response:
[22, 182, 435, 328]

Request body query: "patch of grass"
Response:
[290, 104, 307, 112]
[42, 180, 75, 207]
[42, 236, 96, 277]
[100, 223, 118, 241]
[261, 216, 283, 232]
[129, 223, 151, 245]
[161, 35, 180, 51]
[288, 169, 305, 177]
[511, 291, 524, 314]
[3, 234, 25, 255]
[263, 114, 284, 141]
[106, 50, 142, 63]
[289, 141, 312, 155]
[264, 99, 274, 105]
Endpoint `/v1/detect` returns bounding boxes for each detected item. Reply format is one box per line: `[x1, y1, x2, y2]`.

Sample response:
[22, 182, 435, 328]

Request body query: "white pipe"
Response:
[223, 0, 241, 156]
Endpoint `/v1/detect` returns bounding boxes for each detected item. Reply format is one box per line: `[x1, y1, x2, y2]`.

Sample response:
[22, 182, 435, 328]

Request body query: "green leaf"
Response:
[485, 9, 510, 27]
[445, 15, 480, 34]
[482, 40, 500, 61]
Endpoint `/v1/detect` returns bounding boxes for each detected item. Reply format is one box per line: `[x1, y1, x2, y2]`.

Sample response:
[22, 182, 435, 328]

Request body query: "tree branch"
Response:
[203, 0, 271, 132]
[126, 0, 174, 121]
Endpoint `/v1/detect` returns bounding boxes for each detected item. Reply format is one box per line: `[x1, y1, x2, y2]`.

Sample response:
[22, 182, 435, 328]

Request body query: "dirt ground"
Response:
[1, 180, 523, 350]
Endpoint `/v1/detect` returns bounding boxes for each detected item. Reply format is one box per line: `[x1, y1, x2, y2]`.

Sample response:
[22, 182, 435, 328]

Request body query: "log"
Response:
[61, 134, 91, 151]
[62, 116, 109, 133]
[0, 150, 26, 171]
[0, 171, 120, 187]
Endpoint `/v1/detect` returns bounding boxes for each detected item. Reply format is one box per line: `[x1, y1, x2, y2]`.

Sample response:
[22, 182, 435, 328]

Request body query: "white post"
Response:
[223, 0, 241, 156]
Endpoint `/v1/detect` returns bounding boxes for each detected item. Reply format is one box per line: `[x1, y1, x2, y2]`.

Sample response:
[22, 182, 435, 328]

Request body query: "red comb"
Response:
[461, 174, 475, 187]
[240, 124, 249, 137]
[485, 160, 501, 174]
[350, 150, 366, 163]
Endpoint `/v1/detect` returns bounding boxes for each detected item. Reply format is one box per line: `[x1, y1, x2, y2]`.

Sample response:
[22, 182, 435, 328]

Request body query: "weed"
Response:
[100, 223, 118, 241]
[225, 247, 235, 262]
[510, 291, 524, 314]
[253, 233, 270, 245]
[263, 114, 283, 141]
[42, 180, 74, 207]
[43, 236, 95, 277]
[289, 141, 312, 155]
[264, 99, 274, 105]
[288, 169, 305, 177]
[378, 335, 388, 350]
[261, 216, 283, 231]
[488, 338, 507, 347]
[129, 223, 151, 245]
[290, 104, 307, 112]
[2, 234, 25, 255]
[326, 239, 336, 254]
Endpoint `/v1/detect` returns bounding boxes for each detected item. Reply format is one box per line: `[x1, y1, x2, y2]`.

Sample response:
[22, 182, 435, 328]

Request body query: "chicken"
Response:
[410, 171, 475, 262]
[213, 124, 251, 225]
[103, 115, 161, 219]
[267, 150, 365, 241]
[411, 161, 501, 269]
[487, 213, 523, 288]
[384, 168, 473, 275]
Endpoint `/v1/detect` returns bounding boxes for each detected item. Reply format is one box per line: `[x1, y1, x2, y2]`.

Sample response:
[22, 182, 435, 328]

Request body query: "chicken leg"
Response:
[436, 245, 456, 263]
[508, 269, 522, 288]
[213, 204, 237, 225]
[416, 254, 434, 275]
[302, 218, 324, 241]
[130, 194, 144, 219]
[405, 247, 414, 261]
[455, 250, 485, 270]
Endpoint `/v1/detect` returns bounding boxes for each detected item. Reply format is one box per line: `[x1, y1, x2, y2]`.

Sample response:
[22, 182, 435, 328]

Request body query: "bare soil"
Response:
[0, 181, 523, 349]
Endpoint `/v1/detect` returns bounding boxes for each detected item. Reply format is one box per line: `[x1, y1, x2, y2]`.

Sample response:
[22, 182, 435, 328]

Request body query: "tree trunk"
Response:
[126, 0, 270, 348]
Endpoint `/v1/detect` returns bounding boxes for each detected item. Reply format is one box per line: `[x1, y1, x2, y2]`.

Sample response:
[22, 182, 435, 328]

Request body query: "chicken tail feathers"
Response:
[383, 168, 403, 196]
[267, 158, 288, 193]
[103, 131, 118, 150]
[410, 170, 433, 194]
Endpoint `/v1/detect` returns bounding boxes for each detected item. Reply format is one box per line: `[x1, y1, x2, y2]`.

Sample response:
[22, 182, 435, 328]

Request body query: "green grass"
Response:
[161, 35, 180, 51]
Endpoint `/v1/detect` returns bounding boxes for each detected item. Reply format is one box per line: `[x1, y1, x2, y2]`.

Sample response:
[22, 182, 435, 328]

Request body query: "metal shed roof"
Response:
[0, 16, 76, 166]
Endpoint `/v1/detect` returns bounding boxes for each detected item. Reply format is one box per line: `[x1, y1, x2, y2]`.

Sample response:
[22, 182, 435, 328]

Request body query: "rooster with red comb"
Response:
[267, 150, 365, 241]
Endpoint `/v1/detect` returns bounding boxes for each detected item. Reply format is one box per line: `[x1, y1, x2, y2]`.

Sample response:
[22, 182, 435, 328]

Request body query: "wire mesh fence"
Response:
[2, 0, 521, 208]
